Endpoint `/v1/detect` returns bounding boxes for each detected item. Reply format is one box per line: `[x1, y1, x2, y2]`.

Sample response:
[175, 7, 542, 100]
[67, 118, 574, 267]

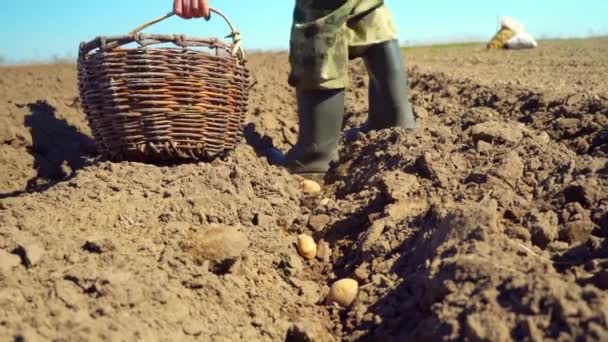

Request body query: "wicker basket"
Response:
[77, 8, 250, 163]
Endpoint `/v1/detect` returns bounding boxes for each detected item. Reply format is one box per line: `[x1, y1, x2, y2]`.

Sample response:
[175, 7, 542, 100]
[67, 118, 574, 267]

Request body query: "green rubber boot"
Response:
[284, 88, 345, 179]
[356, 39, 416, 135]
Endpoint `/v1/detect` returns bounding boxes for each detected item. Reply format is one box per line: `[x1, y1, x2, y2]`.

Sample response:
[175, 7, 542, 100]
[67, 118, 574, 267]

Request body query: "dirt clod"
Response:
[309, 214, 331, 232]
[470, 121, 523, 144]
[14, 243, 44, 268]
[353, 266, 370, 283]
[280, 253, 304, 277]
[316, 240, 332, 262]
[82, 237, 116, 254]
[493, 151, 524, 185]
[528, 211, 559, 248]
[187, 225, 250, 265]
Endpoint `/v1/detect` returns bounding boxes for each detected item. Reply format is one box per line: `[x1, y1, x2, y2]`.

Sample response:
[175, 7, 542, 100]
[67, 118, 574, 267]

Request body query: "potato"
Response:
[326, 278, 359, 308]
[297, 234, 317, 260]
[301, 180, 321, 195]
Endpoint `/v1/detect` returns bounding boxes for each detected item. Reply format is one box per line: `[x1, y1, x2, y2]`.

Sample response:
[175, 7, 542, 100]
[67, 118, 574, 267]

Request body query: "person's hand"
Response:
[173, 0, 210, 19]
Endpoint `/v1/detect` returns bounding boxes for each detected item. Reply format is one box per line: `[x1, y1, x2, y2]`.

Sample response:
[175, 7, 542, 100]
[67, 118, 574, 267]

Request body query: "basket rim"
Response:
[80, 8, 245, 59]
[79, 33, 237, 58]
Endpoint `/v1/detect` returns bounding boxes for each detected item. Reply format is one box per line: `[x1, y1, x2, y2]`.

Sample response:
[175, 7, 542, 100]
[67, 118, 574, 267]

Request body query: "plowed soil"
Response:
[1, 38, 607, 341]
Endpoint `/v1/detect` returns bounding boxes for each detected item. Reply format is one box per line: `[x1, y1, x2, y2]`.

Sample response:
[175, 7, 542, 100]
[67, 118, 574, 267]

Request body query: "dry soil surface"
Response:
[1, 38, 607, 341]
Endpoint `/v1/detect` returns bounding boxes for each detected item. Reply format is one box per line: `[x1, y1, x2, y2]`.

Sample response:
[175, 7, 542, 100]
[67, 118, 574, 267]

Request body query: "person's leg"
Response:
[284, 0, 354, 177]
[283, 89, 345, 176]
[363, 39, 416, 131]
[345, 3, 416, 135]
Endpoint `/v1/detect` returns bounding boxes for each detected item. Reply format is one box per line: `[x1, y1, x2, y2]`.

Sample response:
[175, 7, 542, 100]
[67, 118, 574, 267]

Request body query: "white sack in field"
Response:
[505, 32, 538, 49]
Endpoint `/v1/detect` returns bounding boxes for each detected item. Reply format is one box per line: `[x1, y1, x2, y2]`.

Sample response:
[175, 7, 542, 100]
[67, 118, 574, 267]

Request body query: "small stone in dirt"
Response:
[14, 243, 44, 268]
[0, 250, 21, 272]
[297, 234, 317, 260]
[301, 180, 321, 195]
[319, 198, 330, 206]
[82, 237, 116, 254]
[308, 214, 331, 232]
[188, 225, 250, 265]
[476, 140, 493, 154]
[470, 121, 523, 144]
[316, 240, 331, 262]
[182, 320, 203, 336]
[326, 278, 359, 308]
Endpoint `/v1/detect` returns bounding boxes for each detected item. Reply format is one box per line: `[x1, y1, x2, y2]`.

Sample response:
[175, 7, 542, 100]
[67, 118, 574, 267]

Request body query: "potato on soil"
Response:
[326, 278, 359, 308]
[301, 180, 321, 195]
[297, 234, 317, 260]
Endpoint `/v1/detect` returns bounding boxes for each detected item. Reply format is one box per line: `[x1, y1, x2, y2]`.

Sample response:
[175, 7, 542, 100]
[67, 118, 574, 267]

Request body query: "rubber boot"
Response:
[361, 39, 416, 132]
[283, 88, 345, 178]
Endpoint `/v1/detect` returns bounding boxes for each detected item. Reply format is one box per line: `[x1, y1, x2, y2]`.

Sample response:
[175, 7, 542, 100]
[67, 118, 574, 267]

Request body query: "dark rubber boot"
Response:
[363, 39, 416, 131]
[284, 88, 345, 178]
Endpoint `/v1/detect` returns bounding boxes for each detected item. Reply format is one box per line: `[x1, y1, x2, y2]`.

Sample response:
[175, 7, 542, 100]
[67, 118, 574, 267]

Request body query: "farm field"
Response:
[1, 38, 607, 341]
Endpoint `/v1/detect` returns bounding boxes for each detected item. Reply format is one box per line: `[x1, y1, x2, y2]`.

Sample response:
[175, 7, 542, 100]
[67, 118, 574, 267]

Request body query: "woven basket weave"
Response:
[78, 9, 250, 163]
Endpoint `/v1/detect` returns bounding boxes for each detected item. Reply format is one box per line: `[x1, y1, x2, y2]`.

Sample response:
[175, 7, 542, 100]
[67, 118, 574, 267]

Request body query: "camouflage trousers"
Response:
[288, 0, 398, 90]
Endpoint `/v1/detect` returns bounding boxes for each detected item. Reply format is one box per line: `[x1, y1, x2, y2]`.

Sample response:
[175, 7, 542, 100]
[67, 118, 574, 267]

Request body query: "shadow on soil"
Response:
[243, 122, 285, 166]
[0, 100, 96, 199]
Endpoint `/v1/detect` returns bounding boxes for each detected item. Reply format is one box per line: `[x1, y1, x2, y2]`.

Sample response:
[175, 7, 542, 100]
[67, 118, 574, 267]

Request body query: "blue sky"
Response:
[1, 0, 607, 63]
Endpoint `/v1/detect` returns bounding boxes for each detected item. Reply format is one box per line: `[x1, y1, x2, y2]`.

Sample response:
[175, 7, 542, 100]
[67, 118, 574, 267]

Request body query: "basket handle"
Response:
[129, 8, 244, 58]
